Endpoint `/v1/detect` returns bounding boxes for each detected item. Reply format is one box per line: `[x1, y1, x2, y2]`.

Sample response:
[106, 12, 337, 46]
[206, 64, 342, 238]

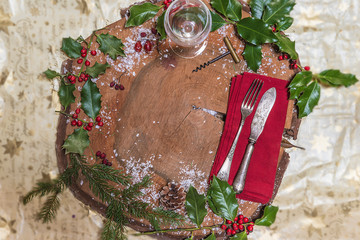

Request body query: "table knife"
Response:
[232, 87, 277, 194]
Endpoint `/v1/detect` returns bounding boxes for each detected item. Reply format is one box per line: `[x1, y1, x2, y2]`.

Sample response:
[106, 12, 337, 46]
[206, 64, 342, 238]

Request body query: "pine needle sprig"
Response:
[121, 175, 152, 201]
[36, 192, 61, 223]
[91, 164, 131, 186]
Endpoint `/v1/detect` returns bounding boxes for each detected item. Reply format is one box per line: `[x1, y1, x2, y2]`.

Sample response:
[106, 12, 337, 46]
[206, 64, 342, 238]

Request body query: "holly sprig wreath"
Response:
[127, 0, 358, 118]
[23, 0, 359, 239]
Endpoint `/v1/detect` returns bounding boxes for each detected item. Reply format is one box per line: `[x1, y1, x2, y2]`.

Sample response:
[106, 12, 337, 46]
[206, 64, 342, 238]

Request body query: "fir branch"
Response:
[121, 175, 152, 201]
[23, 181, 57, 205]
[36, 192, 61, 223]
[101, 219, 126, 240]
[91, 164, 131, 186]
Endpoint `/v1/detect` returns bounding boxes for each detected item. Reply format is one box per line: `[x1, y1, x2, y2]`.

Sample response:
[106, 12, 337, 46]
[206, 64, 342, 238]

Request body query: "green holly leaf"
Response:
[230, 231, 248, 240]
[250, 0, 270, 19]
[242, 43, 262, 72]
[276, 16, 293, 31]
[156, 11, 167, 40]
[262, 0, 296, 25]
[85, 62, 111, 78]
[210, 11, 228, 32]
[211, 0, 242, 22]
[125, 3, 162, 27]
[255, 205, 279, 226]
[58, 81, 76, 110]
[61, 37, 83, 59]
[274, 32, 298, 59]
[62, 128, 90, 155]
[237, 17, 277, 45]
[210, 0, 228, 17]
[318, 69, 359, 87]
[43, 69, 60, 79]
[207, 176, 238, 221]
[96, 33, 125, 60]
[204, 232, 216, 240]
[296, 81, 320, 118]
[81, 80, 102, 120]
[185, 186, 207, 227]
[288, 71, 313, 99]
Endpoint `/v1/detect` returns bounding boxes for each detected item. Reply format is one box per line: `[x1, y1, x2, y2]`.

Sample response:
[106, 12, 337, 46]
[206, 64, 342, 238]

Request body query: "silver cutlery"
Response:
[217, 79, 263, 182]
[232, 87, 277, 194]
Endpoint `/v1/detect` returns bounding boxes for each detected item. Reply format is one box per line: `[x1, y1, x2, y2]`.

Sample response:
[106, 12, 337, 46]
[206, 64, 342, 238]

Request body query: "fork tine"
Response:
[242, 79, 258, 107]
[251, 80, 263, 108]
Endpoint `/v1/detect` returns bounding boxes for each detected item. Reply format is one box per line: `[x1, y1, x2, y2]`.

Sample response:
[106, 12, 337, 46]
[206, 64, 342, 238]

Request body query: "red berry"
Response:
[164, 4, 168, 9]
[81, 52, 87, 58]
[110, 81, 115, 87]
[232, 223, 238, 230]
[78, 77, 83, 82]
[226, 228, 232, 235]
[134, 41, 142, 52]
[86, 126, 92, 131]
[247, 225, 253, 232]
[72, 113, 78, 119]
[151, 27, 157, 34]
[85, 74, 89, 78]
[115, 84, 120, 90]
[278, 55, 283, 60]
[85, 60, 90, 66]
[164, 0, 169, 4]
[100, 153, 106, 159]
[221, 224, 227, 230]
[168, 0, 172, 2]
[98, 121, 104, 126]
[238, 219, 243, 224]
[234, 217, 238, 222]
[102, 159, 108, 165]
[249, 222, 254, 226]
[96, 151, 101, 156]
[106, 161, 112, 166]
[119, 84, 125, 90]
[75, 108, 80, 114]
[70, 75, 76, 81]
[304, 66, 311, 71]
[294, 64, 298, 69]
[90, 50, 96, 56]
[96, 116, 101, 122]
[243, 217, 249, 223]
[238, 224, 244, 231]
[231, 230, 236, 235]
[284, 54, 289, 59]
[77, 121, 83, 127]
[140, 32, 147, 37]
[226, 220, 232, 224]
[239, 215, 244, 219]
[80, 73, 85, 79]
[71, 120, 77, 126]
[88, 122, 93, 127]
[84, 77, 88, 81]
[81, 48, 87, 54]
[272, 26, 276, 32]
[144, 40, 152, 52]
[77, 59, 83, 64]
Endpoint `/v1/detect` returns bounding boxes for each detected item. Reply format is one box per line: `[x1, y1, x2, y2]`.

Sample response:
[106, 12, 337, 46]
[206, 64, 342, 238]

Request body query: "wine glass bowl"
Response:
[164, 0, 211, 58]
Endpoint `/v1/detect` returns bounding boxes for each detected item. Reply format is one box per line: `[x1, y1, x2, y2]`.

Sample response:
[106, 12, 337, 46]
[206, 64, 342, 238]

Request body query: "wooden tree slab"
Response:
[56, 1, 301, 239]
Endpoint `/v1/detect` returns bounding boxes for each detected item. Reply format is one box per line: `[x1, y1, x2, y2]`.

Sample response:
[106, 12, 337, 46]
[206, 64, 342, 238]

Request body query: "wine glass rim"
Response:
[164, 0, 211, 40]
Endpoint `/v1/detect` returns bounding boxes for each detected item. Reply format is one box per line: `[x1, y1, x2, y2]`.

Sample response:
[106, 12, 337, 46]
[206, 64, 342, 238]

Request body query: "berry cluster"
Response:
[134, 28, 158, 53]
[277, 53, 299, 69]
[96, 151, 112, 166]
[110, 80, 125, 90]
[163, 0, 173, 9]
[220, 215, 254, 236]
[67, 72, 90, 84]
[70, 108, 104, 131]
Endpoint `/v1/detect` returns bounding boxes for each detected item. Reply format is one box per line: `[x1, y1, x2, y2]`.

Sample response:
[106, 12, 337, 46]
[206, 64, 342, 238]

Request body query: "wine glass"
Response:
[164, 0, 212, 58]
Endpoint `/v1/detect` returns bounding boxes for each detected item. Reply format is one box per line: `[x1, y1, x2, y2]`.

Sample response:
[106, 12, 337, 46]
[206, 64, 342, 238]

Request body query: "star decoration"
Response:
[2, 138, 22, 157]
[0, 7, 15, 35]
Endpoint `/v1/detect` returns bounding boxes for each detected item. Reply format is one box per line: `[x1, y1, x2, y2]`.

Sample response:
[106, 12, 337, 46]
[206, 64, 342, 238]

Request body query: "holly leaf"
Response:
[242, 43, 262, 72]
[210, 0, 228, 17]
[276, 16, 293, 31]
[318, 69, 359, 87]
[44, 69, 60, 79]
[255, 205, 279, 226]
[274, 32, 298, 59]
[225, 0, 242, 22]
[185, 186, 207, 227]
[296, 81, 320, 118]
[262, 0, 296, 25]
[207, 176, 238, 221]
[62, 128, 90, 155]
[156, 11, 167, 40]
[230, 231, 248, 240]
[250, 0, 270, 19]
[58, 81, 76, 110]
[85, 62, 111, 78]
[210, 11, 228, 32]
[81, 80, 102, 120]
[61, 37, 82, 59]
[125, 3, 162, 27]
[204, 232, 216, 240]
[288, 71, 313, 99]
[96, 33, 125, 60]
[237, 17, 277, 45]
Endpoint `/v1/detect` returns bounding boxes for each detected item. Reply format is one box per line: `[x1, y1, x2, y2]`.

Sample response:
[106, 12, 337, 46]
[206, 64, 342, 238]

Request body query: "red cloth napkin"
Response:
[209, 72, 289, 204]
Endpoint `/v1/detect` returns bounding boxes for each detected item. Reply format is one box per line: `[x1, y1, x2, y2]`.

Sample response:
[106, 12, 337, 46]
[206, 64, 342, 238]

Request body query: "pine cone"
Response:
[159, 182, 185, 210]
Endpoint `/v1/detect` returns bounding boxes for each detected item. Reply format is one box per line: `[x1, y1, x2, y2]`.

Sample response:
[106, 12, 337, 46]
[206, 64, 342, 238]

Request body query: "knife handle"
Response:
[232, 140, 255, 194]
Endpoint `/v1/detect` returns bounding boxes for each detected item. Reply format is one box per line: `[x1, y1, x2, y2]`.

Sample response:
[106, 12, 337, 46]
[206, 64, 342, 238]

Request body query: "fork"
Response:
[217, 79, 263, 182]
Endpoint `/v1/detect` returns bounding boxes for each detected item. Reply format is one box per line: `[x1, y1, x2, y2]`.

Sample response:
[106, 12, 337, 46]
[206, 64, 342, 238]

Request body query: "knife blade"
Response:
[232, 87, 277, 193]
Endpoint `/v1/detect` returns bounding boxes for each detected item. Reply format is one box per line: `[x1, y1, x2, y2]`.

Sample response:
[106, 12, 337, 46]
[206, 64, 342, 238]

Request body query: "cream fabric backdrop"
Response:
[0, 0, 359, 239]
